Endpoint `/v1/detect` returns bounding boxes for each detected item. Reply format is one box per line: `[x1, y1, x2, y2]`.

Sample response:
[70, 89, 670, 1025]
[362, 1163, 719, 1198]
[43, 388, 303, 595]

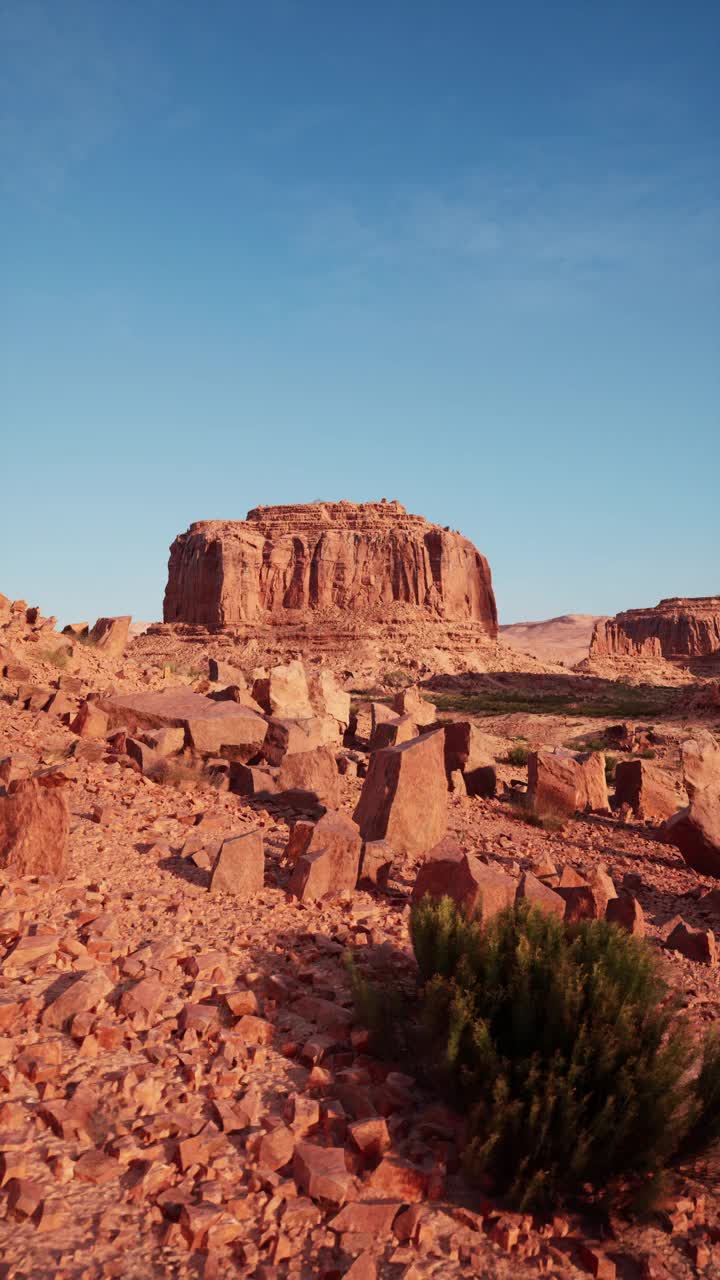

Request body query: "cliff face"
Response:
[163, 501, 497, 635]
[590, 598, 720, 660]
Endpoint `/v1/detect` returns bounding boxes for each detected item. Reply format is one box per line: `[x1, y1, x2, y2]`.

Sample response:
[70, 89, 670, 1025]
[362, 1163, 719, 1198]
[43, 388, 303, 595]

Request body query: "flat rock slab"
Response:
[99, 689, 267, 759]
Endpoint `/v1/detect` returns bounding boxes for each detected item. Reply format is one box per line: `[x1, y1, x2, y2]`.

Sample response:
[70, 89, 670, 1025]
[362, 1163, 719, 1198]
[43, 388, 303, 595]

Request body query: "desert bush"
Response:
[411, 899, 720, 1208]
[38, 647, 70, 670]
[352, 898, 720, 1212]
[382, 669, 411, 689]
[605, 753, 617, 784]
[506, 743, 530, 767]
[517, 806, 566, 833]
[681, 1030, 720, 1155]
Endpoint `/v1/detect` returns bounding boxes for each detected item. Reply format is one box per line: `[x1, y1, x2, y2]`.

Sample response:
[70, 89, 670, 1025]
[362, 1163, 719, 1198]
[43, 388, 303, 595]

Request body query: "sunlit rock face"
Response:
[163, 500, 498, 634]
[590, 597, 720, 660]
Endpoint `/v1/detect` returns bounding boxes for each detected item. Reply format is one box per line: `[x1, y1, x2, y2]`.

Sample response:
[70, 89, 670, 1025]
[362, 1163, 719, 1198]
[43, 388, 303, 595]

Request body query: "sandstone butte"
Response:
[162, 500, 498, 633]
[590, 596, 720, 662]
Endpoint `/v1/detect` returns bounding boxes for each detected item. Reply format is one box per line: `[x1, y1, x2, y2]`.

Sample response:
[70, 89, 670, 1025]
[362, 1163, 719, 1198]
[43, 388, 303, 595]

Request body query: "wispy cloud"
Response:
[284, 158, 720, 313]
[0, 0, 168, 197]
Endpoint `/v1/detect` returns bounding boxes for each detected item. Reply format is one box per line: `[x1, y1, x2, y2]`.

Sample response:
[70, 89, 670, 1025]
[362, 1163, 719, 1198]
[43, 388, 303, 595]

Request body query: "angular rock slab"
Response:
[99, 689, 267, 761]
[682, 731, 720, 798]
[89, 615, 131, 657]
[210, 831, 264, 895]
[353, 729, 447, 857]
[528, 748, 608, 817]
[288, 811, 362, 901]
[663, 790, 720, 878]
[411, 840, 515, 923]
[277, 747, 341, 811]
[614, 759, 683, 822]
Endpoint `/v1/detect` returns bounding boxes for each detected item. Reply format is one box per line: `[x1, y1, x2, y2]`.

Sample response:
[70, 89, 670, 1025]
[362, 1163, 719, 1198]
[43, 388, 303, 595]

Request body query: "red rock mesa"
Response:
[163, 500, 498, 632]
[590, 597, 720, 662]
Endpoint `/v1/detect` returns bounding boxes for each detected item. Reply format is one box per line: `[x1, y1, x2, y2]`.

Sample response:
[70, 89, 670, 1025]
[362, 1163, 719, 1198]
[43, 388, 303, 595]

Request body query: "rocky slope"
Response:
[2, 592, 720, 1279]
[591, 597, 720, 662]
[163, 501, 498, 631]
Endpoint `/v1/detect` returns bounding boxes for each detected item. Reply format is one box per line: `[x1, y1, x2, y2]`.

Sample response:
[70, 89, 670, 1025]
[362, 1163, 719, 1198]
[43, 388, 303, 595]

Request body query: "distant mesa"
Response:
[163, 500, 498, 635]
[590, 597, 720, 661]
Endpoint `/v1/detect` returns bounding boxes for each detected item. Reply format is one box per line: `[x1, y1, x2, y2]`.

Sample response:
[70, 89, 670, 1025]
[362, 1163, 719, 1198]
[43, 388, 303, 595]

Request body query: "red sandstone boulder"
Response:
[42, 969, 114, 1029]
[288, 811, 362, 901]
[663, 791, 720, 878]
[292, 1142, 350, 1204]
[126, 737, 162, 777]
[253, 659, 314, 719]
[142, 727, 185, 757]
[70, 701, 109, 739]
[369, 716, 417, 751]
[515, 871, 565, 918]
[554, 865, 616, 921]
[411, 840, 515, 922]
[208, 657, 247, 685]
[277, 747, 340, 811]
[353, 730, 447, 857]
[229, 763, 279, 797]
[440, 732, 497, 797]
[528, 749, 608, 816]
[282, 819, 315, 863]
[0, 754, 34, 786]
[98, 690, 267, 761]
[369, 702, 398, 734]
[606, 891, 645, 936]
[89, 615, 131, 657]
[0, 777, 69, 876]
[209, 831, 264, 895]
[666, 918, 717, 966]
[681, 731, 720, 798]
[263, 716, 335, 766]
[307, 669, 351, 734]
[662, 731, 720, 876]
[391, 686, 436, 727]
[208, 682, 265, 713]
[613, 759, 683, 822]
[357, 840, 394, 889]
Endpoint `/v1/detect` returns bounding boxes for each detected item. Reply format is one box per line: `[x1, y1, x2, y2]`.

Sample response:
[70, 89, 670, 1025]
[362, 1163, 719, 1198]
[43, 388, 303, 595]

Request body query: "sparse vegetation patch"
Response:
[350, 899, 720, 1212]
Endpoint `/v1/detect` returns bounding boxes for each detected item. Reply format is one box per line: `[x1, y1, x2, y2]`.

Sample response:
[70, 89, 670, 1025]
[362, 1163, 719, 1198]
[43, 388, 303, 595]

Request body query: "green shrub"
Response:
[382, 669, 411, 689]
[605, 753, 617, 785]
[517, 807, 566, 833]
[681, 1030, 720, 1155]
[353, 898, 720, 1212]
[639, 748, 657, 760]
[506, 744, 530, 767]
[38, 647, 70, 670]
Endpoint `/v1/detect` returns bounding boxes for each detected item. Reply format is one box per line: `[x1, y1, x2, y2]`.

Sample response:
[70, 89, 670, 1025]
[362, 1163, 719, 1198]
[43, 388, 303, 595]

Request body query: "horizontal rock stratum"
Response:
[163, 500, 498, 633]
[590, 597, 720, 661]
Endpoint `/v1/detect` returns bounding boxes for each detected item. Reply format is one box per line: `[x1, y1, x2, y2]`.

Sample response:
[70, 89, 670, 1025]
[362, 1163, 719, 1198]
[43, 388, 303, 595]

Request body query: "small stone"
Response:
[348, 1117, 390, 1159]
[293, 1142, 351, 1204]
[73, 1149, 119, 1184]
[258, 1125, 295, 1172]
[666, 919, 716, 966]
[209, 830, 264, 895]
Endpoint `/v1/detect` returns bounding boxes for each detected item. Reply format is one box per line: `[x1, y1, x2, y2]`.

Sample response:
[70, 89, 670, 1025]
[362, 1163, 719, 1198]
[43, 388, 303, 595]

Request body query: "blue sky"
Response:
[1, 1, 718, 626]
